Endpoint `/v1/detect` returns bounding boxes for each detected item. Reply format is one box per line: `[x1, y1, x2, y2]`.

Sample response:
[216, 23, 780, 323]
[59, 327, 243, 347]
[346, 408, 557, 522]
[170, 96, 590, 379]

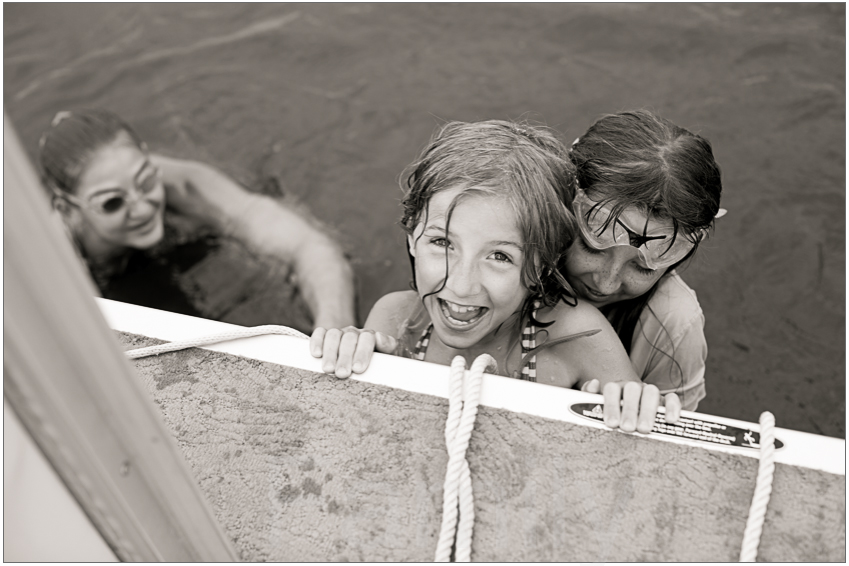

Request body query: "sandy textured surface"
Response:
[119, 332, 844, 562]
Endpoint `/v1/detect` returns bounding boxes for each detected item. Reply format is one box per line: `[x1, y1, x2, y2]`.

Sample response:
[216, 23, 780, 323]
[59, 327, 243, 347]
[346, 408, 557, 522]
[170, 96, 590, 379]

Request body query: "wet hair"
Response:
[400, 119, 579, 329]
[39, 109, 144, 195]
[569, 109, 723, 378]
[570, 109, 722, 244]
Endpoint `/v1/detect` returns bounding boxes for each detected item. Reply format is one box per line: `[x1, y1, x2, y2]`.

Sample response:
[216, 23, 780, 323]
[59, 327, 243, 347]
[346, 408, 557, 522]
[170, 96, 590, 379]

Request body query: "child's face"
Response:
[409, 186, 527, 351]
[563, 205, 670, 308]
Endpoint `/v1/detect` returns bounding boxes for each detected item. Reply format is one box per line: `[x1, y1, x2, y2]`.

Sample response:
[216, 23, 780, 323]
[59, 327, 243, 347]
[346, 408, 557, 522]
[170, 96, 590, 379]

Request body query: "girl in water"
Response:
[39, 109, 356, 331]
[565, 110, 724, 411]
[311, 120, 680, 431]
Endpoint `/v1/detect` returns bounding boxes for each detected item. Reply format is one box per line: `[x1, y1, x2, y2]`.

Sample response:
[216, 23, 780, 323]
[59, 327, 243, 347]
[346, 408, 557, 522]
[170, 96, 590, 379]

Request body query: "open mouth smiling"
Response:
[129, 214, 160, 234]
[437, 298, 488, 327]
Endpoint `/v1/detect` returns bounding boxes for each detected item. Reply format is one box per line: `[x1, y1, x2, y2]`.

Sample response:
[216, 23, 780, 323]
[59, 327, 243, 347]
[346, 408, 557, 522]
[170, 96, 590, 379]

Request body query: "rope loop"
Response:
[739, 411, 776, 562]
[435, 354, 496, 563]
[124, 325, 308, 359]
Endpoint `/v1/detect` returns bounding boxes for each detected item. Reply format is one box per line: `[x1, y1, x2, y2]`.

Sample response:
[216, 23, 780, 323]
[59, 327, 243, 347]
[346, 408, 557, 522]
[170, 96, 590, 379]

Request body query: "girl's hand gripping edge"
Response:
[581, 379, 682, 433]
[310, 327, 398, 379]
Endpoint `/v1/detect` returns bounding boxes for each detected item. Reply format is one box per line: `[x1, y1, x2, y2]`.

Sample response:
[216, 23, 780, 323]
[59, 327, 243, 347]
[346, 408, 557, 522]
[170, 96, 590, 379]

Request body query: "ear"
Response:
[407, 234, 417, 258]
[53, 196, 85, 231]
[52, 194, 72, 216]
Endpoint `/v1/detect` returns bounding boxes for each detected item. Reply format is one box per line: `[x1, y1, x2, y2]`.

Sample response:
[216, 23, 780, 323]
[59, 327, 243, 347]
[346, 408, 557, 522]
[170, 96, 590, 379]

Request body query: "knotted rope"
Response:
[124, 325, 308, 359]
[434, 354, 496, 563]
[739, 411, 776, 562]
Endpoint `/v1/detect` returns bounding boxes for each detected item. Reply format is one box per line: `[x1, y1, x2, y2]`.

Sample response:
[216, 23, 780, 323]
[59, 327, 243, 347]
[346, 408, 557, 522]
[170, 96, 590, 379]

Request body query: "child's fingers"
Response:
[602, 382, 622, 428]
[374, 331, 398, 354]
[581, 379, 600, 394]
[619, 382, 643, 432]
[352, 331, 376, 374]
[664, 393, 681, 423]
[334, 330, 361, 379]
[320, 328, 343, 374]
[309, 327, 326, 358]
[636, 384, 660, 433]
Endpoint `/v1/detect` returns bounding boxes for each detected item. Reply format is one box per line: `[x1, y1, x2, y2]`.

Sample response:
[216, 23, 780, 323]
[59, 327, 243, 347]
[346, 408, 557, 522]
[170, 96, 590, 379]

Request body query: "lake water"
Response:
[4, 3, 844, 438]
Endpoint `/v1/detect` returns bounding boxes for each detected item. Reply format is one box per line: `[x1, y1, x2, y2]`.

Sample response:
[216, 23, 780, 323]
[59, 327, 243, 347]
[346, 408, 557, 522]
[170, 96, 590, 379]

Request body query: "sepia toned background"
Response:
[4, 3, 844, 437]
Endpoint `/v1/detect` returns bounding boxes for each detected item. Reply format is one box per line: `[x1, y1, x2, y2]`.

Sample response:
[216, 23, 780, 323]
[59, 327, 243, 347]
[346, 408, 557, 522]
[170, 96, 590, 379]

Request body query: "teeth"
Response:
[456, 305, 472, 314]
[439, 300, 484, 325]
[445, 301, 481, 314]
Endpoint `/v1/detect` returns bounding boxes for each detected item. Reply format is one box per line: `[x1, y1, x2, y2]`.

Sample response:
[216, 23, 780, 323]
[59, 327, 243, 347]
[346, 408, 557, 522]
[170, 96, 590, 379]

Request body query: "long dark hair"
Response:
[400, 120, 580, 330]
[569, 110, 722, 362]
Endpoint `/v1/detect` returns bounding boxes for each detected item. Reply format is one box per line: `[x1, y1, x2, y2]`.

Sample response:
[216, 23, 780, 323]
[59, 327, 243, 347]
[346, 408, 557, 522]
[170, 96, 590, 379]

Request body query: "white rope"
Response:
[739, 411, 776, 562]
[124, 325, 308, 359]
[435, 354, 495, 563]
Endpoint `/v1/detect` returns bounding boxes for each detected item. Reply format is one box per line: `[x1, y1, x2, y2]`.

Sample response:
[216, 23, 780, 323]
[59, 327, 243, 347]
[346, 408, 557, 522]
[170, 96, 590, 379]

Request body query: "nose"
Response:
[125, 193, 158, 220]
[591, 252, 626, 295]
[446, 254, 482, 298]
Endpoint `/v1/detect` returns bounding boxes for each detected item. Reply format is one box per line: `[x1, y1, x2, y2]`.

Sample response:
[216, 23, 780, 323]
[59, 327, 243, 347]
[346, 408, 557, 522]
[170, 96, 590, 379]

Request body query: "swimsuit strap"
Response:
[412, 324, 434, 361]
[518, 299, 542, 382]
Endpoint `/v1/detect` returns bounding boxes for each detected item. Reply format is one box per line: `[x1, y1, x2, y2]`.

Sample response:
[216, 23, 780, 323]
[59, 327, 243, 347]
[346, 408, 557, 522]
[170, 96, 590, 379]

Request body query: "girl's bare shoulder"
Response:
[365, 291, 421, 335]
[532, 297, 637, 387]
[536, 297, 615, 337]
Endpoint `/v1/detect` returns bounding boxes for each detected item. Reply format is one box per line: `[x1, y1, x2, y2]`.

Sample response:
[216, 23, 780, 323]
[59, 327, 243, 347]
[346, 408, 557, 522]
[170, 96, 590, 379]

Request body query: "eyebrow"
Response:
[424, 222, 447, 233]
[424, 224, 523, 249]
[85, 160, 152, 198]
[492, 240, 523, 250]
[87, 187, 126, 199]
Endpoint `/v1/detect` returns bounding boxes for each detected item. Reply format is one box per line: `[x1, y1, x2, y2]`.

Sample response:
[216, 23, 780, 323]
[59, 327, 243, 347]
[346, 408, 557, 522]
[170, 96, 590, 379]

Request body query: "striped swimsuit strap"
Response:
[411, 299, 542, 382]
[412, 324, 434, 361]
[519, 299, 542, 382]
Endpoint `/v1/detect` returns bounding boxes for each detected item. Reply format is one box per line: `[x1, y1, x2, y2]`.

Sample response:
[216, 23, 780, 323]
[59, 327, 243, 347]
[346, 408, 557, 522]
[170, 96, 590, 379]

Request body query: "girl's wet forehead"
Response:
[420, 188, 524, 249]
[77, 138, 148, 196]
[421, 188, 514, 228]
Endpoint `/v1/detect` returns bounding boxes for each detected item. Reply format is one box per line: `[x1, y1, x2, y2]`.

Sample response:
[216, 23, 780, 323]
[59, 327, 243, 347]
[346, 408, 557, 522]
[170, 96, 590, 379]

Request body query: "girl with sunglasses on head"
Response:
[40, 109, 356, 331]
[310, 120, 681, 432]
[565, 110, 724, 411]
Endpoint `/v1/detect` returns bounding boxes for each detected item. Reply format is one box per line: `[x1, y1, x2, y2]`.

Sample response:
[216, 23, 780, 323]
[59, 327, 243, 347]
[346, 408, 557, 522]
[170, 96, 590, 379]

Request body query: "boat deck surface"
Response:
[118, 329, 845, 562]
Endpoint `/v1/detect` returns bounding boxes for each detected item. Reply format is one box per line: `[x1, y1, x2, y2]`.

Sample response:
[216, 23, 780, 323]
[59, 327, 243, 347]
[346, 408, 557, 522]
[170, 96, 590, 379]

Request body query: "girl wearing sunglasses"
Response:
[565, 110, 724, 411]
[40, 109, 356, 331]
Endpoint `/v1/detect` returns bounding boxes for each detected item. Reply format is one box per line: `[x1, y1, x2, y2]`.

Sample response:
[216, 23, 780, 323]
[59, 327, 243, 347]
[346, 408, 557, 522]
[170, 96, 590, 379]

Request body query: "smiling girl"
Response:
[311, 120, 680, 431]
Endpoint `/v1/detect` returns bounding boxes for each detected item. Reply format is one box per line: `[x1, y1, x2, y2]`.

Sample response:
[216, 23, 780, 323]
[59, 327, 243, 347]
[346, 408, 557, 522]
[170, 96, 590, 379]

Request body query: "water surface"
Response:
[5, 3, 844, 437]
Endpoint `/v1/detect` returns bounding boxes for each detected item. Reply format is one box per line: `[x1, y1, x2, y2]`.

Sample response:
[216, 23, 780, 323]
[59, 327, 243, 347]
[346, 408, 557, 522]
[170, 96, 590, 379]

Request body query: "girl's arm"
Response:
[537, 299, 681, 431]
[310, 291, 418, 378]
[637, 313, 707, 412]
[152, 154, 356, 330]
